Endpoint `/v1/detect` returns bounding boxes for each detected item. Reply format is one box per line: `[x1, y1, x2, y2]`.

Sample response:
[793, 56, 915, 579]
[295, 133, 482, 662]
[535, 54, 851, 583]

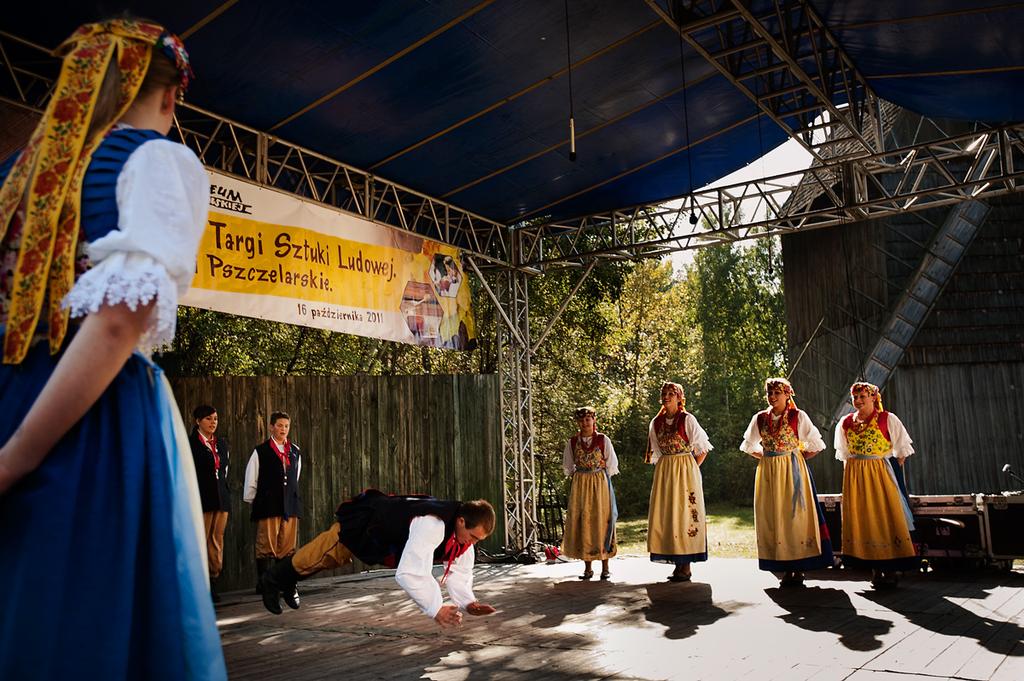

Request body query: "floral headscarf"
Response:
[764, 377, 798, 411]
[0, 19, 191, 363]
[850, 381, 884, 412]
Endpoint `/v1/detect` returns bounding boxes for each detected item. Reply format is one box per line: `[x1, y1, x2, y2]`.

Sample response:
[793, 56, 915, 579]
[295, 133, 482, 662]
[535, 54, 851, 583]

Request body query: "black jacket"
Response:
[188, 429, 231, 513]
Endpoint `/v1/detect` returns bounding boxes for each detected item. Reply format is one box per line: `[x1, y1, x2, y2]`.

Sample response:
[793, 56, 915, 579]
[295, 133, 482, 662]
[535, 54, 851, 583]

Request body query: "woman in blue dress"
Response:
[0, 19, 226, 680]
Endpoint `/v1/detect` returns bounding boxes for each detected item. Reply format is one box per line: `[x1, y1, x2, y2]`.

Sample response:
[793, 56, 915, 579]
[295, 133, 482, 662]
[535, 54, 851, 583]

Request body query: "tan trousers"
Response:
[202, 511, 229, 578]
[292, 522, 354, 577]
[255, 516, 299, 559]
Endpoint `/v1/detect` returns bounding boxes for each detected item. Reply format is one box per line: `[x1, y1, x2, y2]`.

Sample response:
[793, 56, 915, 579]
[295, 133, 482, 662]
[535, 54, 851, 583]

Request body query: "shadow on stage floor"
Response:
[217, 556, 1024, 681]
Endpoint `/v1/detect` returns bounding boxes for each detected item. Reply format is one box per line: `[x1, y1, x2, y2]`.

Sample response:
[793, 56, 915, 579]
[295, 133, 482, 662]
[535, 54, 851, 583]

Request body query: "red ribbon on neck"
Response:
[271, 439, 291, 468]
[440, 532, 471, 584]
[207, 435, 219, 471]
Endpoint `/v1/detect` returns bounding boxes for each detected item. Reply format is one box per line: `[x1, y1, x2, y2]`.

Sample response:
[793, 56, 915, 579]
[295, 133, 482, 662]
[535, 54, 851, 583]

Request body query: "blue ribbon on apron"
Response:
[764, 450, 805, 518]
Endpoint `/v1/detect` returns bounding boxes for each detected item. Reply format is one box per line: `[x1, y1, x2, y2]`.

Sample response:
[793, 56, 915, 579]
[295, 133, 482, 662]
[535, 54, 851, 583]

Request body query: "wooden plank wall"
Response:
[782, 218, 889, 491]
[782, 187, 1024, 495]
[170, 374, 503, 591]
[886, 363, 1024, 494]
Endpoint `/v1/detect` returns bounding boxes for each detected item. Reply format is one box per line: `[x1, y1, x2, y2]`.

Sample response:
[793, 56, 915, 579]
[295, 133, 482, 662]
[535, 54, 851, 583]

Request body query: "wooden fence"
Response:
[170, 374, 502, 592]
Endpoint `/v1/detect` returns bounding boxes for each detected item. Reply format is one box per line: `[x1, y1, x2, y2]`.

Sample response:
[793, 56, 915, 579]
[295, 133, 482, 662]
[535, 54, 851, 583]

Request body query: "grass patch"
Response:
[616, 502, 757, 559]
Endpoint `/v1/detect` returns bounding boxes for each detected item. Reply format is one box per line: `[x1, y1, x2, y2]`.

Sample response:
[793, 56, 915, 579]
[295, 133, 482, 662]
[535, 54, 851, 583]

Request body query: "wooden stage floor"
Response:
[216, 556, 1024, 681]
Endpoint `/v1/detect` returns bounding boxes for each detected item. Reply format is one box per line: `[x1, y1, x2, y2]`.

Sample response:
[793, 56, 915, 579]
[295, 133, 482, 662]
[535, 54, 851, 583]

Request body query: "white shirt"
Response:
[562, 434, 619, 476]
[242, 440, 302, 504]
[833, 412, 915, 462]
[197, 431, 216, 452]
[395, 515, 477, 619]
[739, 409, 827, 455]
[61, 133, 209, 352]
[647, 413, 713, 464]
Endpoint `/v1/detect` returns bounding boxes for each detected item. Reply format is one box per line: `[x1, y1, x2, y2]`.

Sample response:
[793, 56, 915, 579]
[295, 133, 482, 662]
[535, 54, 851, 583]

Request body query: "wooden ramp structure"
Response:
[217, 556, 1024, 681]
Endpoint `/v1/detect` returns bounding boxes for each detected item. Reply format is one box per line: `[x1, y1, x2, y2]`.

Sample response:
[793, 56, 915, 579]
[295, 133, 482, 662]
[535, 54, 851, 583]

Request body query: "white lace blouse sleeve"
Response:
[562, 440, 574, 477]
[62, 138, 209, 352]
[686, 413, 713, 456]
[739, 413, 763, 454]
[834, 419, 850, 462]
[797, 410, 827, 453]
[647, 420, 662, 465]
[603, 437, 619, 476]
[887, 413, 915, 459]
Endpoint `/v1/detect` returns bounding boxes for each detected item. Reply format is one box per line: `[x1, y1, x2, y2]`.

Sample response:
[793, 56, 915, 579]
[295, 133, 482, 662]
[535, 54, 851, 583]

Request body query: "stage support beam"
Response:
[495, 267, 539, 556]
[515, 123, 1024, 267]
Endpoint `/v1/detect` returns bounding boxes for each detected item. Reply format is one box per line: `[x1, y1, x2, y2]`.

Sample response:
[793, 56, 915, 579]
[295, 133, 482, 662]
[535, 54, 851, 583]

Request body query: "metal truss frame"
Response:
[493, 268, 539, 556]
[466, 256, 596, 554]
[514, 122, 1024, 267]
[172, 104, 511, 265]
[4, 19, 1023, 556]
[643, 0, 883, 163]
[0, 30, 511, 268]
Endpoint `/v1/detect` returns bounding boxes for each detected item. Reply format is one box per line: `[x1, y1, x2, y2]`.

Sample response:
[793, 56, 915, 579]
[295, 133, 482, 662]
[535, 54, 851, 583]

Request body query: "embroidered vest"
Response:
[842, 412, 892, 457]
[757, 408, 802, 453]
[0, 128, 166, 243]
[570, 432, 606, 470]
[655, 412, 693, 456]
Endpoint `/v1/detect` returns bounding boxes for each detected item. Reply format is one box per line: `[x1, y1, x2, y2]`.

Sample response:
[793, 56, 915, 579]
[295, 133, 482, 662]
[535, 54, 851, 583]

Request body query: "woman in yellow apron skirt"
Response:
[646, 382, 713, 582]
[834, 382, 919, 588]
[560, 406, 618, 580]
[741, 378, 833, 587]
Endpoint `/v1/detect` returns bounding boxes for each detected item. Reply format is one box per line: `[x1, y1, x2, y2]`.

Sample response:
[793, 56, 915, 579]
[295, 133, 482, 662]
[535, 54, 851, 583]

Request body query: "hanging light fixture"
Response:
[672, 0, 698, 224]
[564, 0, 577, 161]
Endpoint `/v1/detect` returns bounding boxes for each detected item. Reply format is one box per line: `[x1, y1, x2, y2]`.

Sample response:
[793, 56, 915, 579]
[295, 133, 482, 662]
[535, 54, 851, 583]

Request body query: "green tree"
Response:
[684, 236, 786, 504]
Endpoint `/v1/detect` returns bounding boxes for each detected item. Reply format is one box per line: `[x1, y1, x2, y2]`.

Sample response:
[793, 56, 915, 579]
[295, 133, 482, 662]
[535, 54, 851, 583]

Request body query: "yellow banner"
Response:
[181, 171, 477, 350]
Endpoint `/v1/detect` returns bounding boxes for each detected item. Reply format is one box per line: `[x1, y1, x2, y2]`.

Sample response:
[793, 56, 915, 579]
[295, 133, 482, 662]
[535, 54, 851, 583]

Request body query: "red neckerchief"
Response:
[440, 532, 471, 584]
[270, 438, 291, 468]
[200, 433, 220, 471]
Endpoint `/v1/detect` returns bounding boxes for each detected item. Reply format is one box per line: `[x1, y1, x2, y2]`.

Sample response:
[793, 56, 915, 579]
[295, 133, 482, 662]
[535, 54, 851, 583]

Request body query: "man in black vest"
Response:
[259, 490, 498, 628]
[243, 411, 303, 595]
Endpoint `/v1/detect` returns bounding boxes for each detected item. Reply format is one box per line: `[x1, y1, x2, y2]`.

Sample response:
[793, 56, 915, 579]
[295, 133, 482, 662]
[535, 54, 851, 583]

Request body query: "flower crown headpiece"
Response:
[158, 31, 193, 93]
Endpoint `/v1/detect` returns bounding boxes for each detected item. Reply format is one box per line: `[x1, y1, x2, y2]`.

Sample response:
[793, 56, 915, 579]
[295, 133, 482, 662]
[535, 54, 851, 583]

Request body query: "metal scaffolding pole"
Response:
[495, 268, 539, 555]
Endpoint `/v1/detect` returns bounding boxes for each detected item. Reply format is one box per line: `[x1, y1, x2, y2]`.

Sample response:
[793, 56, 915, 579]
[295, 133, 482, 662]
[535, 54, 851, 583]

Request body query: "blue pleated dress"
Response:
[0, 129, 226, 679]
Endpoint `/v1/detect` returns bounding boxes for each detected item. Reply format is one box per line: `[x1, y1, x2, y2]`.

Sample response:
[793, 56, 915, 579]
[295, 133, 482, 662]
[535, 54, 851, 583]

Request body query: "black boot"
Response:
[259, 558, 302, 615]
[255, 557, 272, 594]
[210, 576, 221, 604]
[277, 556, 301, 610]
